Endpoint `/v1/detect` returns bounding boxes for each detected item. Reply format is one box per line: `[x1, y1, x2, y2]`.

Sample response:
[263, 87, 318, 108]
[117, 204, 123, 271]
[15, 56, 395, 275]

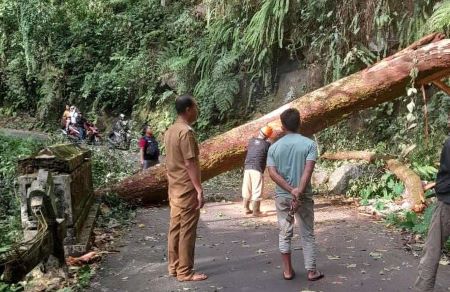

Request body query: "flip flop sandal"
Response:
[283, 270, 295, 280]
[308, 270, 324, 281]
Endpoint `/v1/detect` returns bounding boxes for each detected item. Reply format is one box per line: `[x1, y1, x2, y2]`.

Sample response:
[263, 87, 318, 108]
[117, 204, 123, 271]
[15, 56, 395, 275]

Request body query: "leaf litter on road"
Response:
[369, 252, 383, 259]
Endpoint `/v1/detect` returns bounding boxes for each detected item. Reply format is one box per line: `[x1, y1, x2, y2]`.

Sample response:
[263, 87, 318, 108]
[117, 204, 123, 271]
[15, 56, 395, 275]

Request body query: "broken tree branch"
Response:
[432, 80, 450, 95]
[321, 151, 426, 212]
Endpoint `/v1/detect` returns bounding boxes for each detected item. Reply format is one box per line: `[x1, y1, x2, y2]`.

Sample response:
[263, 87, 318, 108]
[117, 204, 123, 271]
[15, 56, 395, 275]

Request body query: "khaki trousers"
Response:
[414, 201, 450, 292]
[242, 169, 264, 201]
[168, 201, 200, 280]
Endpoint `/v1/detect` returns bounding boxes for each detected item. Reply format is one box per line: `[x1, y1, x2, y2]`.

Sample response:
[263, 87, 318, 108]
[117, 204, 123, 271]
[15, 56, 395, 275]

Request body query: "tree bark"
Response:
[321, 151, 394, 163]
[321, 151, 426, 212]
[103, 33, 450, 204]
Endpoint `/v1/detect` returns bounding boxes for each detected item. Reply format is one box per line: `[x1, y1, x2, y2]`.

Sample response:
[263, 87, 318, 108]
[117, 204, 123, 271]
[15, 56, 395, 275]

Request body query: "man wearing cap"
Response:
[242, 125, 272, 216]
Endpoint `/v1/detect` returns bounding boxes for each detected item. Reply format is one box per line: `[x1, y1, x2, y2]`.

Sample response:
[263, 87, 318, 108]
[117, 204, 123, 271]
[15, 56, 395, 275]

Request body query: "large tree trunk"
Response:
[104, 33, 450, 204]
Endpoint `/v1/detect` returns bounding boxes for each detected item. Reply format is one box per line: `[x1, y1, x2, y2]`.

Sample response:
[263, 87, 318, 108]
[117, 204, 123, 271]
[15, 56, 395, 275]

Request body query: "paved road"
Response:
[89, 199, 450, 292]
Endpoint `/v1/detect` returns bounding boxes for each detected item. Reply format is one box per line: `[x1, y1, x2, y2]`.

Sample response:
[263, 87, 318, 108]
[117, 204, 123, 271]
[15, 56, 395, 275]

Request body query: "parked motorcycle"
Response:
[107, 119, 131, 150]
[107, 128, 131, 150]
[85, 123, 102, 145]
[61, 125, 82, 143]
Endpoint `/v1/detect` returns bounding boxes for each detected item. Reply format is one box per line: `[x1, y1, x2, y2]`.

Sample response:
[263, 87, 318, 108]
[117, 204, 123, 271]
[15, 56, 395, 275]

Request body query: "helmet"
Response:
[119, 113, 125, 120]
[260, 125, 273, 138]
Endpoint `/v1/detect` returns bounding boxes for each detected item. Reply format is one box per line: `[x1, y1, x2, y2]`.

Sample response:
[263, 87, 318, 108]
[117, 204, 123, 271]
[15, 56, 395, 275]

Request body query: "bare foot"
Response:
[178, 273, 208, 282]
[308, 270, 324, 281]
[283, 270, 295, 280]
[252, 211, 265, 217]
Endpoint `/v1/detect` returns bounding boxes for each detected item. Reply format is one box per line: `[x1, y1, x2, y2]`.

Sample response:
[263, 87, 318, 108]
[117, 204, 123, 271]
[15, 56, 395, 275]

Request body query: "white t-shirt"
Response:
[70, 111, 78, 124]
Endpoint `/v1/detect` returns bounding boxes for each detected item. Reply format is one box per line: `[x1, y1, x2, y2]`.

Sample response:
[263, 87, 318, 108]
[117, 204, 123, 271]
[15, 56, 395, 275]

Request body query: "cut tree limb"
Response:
[104, 33, 450, 204]
[320, 151, 394, 163]
[321, 151, 426, 212]
[432, 80, 450, 95]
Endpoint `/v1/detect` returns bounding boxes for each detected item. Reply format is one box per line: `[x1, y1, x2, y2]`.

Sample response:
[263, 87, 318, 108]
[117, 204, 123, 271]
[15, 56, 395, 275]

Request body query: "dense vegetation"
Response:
[3, 1, 450, 288]
[1, 0, 450, 234]
[1, 0, 450, 244]
[0, 136, 42, 249]
[1, 0, 448, 136]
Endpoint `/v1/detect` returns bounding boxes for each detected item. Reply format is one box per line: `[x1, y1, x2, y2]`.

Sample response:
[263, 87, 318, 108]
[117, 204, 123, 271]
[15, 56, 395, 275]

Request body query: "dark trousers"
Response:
[78, 127, 86, 139]
[142, 159, 158, 170]
[414, 201, 450, 291]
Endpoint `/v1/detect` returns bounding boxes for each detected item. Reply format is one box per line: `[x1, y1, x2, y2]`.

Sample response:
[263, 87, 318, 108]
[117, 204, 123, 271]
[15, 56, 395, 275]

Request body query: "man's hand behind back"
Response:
[196, 190, 205, 209]
[290, 187, 302, 199]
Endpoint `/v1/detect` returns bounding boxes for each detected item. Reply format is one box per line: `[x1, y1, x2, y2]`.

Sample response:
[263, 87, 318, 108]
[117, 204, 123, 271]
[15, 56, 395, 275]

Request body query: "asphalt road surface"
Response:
[89, 198, 450, 292]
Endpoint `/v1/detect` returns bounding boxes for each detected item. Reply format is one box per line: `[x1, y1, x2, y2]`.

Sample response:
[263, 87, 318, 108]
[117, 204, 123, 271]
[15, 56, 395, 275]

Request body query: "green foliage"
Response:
[75, 265, 94, 289]
[0, 135, 43, 248]
[0, 282, 23, 292]
[348, 171, 404, 206]
[0, 0, 175, 119]
[413, 203, 436, 234]
[425, 0, 450, 33]
[1, 0, 438, 133]
[288, 0, 435, 82]
[90, 147, 136, 188]
[87, 147, 137, 226]
[243, 0, 289, 66]
[98, 192, 136, 227]
[385, 211, 418, 230]
[412, 162, 438, 181]
[385, 203, 436, 235]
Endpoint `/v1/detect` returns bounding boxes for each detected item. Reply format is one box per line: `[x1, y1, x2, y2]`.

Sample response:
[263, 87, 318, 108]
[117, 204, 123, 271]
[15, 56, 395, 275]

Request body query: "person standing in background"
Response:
[139, 125, 160, 170]
[61, 105, 70, 131]
[69, 106, 78, 126]
[242, 126, 272, 216]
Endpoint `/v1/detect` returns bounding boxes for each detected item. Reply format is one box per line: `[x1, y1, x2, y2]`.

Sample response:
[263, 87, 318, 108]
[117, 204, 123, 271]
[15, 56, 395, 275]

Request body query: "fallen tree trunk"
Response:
[320, 151, 394, 163]
[321, 151, 426, 212]
[105, 33, 450, 203]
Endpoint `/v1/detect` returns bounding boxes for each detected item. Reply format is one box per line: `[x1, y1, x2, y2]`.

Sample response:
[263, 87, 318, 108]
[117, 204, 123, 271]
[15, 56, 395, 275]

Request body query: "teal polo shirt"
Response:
[267, 133, 318, 198]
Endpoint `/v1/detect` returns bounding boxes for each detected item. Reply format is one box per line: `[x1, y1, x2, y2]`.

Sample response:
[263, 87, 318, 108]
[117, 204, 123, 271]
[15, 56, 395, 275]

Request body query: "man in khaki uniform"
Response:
[164, 95, 208, 282]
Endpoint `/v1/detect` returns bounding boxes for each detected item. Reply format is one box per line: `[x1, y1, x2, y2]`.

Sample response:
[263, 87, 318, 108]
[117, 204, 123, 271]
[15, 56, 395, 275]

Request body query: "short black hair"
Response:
[280, 108, 301, 132]
[141, 124, 148, 136]
[175, 94, 195, 114]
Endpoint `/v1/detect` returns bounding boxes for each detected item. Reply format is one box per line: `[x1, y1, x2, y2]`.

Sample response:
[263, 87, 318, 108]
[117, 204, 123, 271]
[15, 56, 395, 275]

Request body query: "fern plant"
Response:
[194, 49, 241, 120]
[157, 46, 196, 95]
[243, 0, 290, 68]
[425, 0, 450, 33]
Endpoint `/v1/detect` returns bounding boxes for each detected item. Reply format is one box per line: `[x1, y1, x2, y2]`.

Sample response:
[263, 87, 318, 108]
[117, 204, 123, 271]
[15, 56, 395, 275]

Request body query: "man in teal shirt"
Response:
[267, 108, 324, 281]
